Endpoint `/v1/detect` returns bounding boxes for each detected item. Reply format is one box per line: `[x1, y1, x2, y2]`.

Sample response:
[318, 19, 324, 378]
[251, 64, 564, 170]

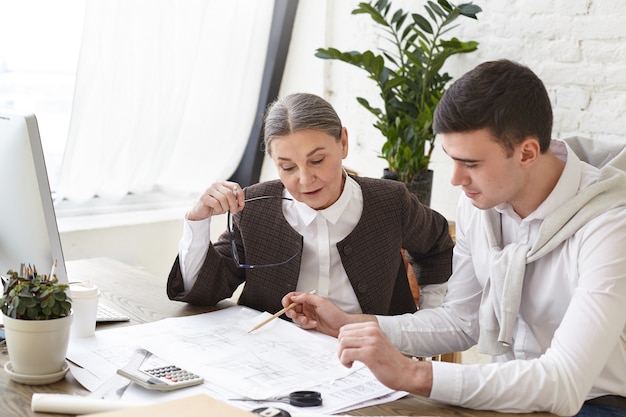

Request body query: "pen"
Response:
[248, 290, 317, 333]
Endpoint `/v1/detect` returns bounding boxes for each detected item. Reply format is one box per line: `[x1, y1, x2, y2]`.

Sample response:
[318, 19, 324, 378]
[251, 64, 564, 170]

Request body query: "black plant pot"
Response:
[405, 169, 433, 207]
[383, 168, 433, 207]
[382, 168, 399, 180]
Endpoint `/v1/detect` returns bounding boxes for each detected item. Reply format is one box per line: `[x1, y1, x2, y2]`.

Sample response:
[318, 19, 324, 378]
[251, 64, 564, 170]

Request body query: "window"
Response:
[56, 0, 274, 203]
[0, 0, 84, 189]
[1, 0, 287, 215]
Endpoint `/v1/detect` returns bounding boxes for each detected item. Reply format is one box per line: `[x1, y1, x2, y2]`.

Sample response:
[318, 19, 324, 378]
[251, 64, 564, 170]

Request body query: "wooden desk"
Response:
[1, 258, 555, 417]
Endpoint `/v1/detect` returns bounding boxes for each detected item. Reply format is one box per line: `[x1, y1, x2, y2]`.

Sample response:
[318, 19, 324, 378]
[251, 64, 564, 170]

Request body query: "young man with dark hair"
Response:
[282, 60, 626, 416]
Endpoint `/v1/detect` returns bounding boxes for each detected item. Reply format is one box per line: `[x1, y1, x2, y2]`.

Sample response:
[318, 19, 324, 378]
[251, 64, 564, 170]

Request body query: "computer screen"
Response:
[0, 111, 68, 283]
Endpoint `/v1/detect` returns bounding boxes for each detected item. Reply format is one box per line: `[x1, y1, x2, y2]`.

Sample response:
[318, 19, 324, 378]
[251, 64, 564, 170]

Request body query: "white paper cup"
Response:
[69, 282, 100, 338]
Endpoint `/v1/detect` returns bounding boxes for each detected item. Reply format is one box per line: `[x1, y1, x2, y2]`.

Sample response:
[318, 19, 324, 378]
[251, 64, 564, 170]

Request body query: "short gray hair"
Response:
[263, 93, 343, 155]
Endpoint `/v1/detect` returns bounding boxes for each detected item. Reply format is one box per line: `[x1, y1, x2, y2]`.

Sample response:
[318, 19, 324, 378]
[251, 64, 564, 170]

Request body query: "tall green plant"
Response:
[316, 0, 481, 183]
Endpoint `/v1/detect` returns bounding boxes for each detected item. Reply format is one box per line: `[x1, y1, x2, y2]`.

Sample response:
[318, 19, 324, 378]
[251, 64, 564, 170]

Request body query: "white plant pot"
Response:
[2, 312, 72, 376]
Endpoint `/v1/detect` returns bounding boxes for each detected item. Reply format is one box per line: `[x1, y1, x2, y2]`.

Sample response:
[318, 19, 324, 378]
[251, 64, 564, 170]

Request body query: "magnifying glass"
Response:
[230, 390, 322, 407]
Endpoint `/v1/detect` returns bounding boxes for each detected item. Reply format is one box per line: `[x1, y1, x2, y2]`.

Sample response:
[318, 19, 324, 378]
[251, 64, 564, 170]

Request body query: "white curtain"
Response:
[56, 0, 273, 202]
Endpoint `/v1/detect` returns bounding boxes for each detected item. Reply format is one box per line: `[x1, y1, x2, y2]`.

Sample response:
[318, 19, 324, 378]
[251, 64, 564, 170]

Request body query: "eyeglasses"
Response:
[227, 195, 298, 269]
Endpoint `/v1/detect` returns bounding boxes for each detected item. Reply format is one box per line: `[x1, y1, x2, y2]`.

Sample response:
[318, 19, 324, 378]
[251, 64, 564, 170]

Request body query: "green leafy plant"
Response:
[0, 267, 71, 320]
[316, 0, 481, 183]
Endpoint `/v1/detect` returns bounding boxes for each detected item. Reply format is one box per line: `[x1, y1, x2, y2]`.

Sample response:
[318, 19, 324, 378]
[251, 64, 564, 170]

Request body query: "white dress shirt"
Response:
[377, 140, 626, 415]
[283, 176, 363, 313]
[180, 176, 365, 314]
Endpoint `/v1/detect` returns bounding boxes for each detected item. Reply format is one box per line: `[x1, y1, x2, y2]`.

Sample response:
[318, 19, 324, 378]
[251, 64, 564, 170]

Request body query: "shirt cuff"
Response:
[179, 217, 211, 289]
[181, 216, 211, 250]
[429, 360, 463, 405]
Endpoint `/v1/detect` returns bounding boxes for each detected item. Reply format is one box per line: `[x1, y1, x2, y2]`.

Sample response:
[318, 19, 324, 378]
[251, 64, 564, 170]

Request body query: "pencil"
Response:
[49, 260, 57, 281]
[248, 290, 316, 333]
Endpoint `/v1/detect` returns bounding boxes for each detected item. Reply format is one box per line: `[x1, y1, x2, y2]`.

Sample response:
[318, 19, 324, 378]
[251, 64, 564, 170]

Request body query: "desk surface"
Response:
[1, 258, 556, 417]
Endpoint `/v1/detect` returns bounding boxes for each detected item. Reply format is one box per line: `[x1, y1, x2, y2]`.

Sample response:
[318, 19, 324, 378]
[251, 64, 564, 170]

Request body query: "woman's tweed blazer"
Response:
[167, 175, 454, 316]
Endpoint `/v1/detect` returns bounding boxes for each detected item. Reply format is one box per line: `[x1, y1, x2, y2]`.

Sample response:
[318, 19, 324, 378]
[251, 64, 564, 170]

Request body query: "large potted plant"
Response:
[1, 264, 72, 384]
[316, 0, 481, 205]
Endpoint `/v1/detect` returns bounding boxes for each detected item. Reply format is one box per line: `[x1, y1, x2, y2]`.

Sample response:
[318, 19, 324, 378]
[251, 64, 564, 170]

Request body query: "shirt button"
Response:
[357, 283, 368, 293]
[343, 246, 353, 255]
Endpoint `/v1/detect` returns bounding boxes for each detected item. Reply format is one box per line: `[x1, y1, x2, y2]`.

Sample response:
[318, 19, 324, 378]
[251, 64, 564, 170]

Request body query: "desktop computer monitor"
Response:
[0, 111, 68, 284]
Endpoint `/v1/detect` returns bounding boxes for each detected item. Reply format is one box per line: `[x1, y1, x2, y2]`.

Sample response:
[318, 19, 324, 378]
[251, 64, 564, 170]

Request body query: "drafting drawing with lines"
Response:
[139, 307, 359, 398]
[67, 306, 404, 415]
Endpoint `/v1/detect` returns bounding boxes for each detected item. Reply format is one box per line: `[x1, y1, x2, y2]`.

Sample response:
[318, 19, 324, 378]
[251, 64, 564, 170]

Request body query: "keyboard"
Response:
[97, 303, 130, 323]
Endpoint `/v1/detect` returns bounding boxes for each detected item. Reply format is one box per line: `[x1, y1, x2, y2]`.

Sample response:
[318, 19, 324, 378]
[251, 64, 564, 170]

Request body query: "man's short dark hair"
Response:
[433, 59, 553, 155]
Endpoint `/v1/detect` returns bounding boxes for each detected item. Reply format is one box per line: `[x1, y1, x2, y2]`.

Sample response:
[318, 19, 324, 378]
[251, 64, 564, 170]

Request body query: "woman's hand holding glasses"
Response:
[187, 181, 245, 221]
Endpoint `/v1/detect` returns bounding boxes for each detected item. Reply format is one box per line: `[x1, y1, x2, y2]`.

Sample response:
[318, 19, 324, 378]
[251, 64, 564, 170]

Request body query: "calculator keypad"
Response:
[144, 365, 201, 384]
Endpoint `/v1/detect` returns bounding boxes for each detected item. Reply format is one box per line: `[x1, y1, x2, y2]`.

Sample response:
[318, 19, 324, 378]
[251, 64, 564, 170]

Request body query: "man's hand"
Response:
[338, 322, 433, 397]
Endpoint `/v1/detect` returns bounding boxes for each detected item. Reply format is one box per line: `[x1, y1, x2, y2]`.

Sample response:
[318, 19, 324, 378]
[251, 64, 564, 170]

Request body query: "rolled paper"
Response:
[31, 393, 144, 415]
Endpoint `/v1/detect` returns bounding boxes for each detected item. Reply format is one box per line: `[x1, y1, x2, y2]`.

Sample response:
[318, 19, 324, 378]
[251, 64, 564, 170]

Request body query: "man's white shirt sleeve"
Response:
[376, 195, 626, 416]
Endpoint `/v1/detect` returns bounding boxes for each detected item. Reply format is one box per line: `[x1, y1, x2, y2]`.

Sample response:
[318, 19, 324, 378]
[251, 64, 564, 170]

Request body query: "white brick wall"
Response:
[278, 0, 626, 220]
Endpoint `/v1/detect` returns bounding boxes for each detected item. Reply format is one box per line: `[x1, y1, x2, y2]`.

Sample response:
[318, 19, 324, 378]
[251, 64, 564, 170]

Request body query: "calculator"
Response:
[117, 364, 204, 391]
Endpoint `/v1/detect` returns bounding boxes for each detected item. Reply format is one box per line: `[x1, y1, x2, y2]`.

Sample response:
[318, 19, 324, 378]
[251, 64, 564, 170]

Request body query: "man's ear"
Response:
[519, 137, 540, 165]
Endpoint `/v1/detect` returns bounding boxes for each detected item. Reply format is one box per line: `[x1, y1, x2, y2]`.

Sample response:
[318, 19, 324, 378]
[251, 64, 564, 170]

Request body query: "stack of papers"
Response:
[66, 306, 406, 415]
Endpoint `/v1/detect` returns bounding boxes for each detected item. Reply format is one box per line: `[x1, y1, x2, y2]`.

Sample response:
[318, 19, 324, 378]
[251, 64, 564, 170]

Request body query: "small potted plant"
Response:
[1, 263, 72, 384]
[315, 0, 481, 205]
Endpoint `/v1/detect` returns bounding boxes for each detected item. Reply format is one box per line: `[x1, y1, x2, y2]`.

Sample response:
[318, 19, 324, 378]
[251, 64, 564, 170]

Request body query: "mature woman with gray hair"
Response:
[167, 92, 453, 317]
